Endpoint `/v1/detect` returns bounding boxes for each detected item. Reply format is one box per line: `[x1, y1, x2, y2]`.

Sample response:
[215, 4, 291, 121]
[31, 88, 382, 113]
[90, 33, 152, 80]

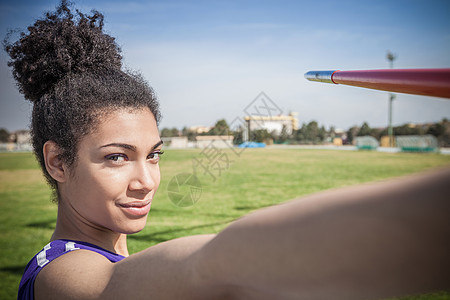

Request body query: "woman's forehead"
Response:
[84, 108, 160, 148]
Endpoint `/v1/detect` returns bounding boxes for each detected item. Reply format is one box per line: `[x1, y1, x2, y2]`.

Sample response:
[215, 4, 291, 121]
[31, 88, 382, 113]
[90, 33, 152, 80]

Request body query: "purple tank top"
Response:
[18, 239, 125, 300]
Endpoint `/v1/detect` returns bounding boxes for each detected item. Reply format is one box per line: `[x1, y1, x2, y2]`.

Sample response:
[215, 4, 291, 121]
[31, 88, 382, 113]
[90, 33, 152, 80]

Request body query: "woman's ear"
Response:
[43, 141, 67, 183]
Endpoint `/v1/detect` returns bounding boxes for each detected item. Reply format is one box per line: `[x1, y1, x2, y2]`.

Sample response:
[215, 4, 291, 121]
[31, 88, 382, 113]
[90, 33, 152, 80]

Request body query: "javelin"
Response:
[304, 69, 450, 99]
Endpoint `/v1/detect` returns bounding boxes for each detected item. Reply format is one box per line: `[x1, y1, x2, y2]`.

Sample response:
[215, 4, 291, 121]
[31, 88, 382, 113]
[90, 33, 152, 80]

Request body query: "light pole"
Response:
[387, 51, 396, 147]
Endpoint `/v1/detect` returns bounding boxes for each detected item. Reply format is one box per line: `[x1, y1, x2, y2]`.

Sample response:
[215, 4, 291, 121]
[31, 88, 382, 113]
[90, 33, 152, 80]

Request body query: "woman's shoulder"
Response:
[20, 240, 124, 300]
[35, 245, 116, 299]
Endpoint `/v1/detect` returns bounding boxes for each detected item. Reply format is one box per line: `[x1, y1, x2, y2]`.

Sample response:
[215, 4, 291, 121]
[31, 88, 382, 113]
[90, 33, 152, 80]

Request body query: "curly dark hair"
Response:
[4, 0, 161, 200]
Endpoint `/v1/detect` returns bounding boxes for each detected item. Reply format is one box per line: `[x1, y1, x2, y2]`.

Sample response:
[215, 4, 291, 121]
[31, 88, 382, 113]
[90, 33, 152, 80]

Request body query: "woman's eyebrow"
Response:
[99, 143, 137, 151]
[151, 140, 163, 151]
[99, 140, 163, 151]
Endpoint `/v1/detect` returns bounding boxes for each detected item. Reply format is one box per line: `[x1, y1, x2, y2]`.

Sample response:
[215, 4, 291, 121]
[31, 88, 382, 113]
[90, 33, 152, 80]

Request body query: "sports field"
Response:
[1, 149, 449, 299]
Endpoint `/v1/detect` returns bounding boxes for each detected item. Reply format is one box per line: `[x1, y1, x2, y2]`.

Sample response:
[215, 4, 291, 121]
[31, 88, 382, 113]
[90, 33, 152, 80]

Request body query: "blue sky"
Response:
[1, 0, 450, 131]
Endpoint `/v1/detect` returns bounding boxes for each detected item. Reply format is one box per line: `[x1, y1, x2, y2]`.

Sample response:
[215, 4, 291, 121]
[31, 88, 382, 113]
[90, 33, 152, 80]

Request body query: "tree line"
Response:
[2, 119, 448, 146]
[159, 118, 450, 147]
[2, 118, 448, 147]
[345, 119, 450, 146]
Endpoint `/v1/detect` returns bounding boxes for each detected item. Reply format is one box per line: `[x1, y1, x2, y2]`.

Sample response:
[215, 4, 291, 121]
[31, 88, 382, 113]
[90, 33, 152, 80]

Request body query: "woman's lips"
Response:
[118, 199, 152, 216]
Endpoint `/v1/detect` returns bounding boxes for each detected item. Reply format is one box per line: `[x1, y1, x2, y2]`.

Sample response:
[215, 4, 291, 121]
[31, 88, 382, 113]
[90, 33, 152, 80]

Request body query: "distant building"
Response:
[14, 130, 31, 145]
[161, 135, 234, 149]
[244, 112, 299, 140]
[189, 125, 213, 134]
[333, 128, 347, 145]
[161, 137, 188, 149]
[3, 130, 32, 151]
[196, 135, 234, 149]
[14, 130, 32, 151]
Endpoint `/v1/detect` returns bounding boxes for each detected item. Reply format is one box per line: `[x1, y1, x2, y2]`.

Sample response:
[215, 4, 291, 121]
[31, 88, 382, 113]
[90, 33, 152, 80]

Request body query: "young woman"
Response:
[6, 2, 450, 299]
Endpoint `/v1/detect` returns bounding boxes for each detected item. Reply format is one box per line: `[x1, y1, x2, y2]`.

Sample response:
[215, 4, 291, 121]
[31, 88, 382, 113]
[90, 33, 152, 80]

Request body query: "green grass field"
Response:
[1, 149, 450, 299]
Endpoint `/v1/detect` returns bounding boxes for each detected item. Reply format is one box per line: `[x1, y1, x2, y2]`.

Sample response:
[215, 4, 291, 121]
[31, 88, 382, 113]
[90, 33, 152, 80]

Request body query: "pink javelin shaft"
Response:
[305, 69, 450, 98]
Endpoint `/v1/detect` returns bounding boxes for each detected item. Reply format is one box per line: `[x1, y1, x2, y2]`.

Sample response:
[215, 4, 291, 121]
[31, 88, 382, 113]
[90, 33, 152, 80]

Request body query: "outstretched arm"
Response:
[197, 166, 450, 299]
[108, 166, 450, 300]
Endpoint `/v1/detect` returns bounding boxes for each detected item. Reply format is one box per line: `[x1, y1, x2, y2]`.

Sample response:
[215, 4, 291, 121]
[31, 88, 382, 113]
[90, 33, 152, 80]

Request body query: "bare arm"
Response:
[107, 166, 450, 299]
[37, 167, 450, 299]
[197, 166, 450, 299]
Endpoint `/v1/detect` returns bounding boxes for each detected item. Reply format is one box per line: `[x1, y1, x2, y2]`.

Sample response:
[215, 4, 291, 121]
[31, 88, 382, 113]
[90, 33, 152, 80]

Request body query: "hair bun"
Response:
[4, 0, 122, 102]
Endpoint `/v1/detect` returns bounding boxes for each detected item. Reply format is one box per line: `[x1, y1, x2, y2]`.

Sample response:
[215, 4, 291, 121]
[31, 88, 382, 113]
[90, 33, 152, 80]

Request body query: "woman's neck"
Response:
[51, 202, 129, 257]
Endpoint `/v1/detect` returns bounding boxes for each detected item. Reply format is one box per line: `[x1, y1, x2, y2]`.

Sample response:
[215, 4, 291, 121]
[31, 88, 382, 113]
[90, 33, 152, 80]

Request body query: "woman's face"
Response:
[60, 108, 162, 234]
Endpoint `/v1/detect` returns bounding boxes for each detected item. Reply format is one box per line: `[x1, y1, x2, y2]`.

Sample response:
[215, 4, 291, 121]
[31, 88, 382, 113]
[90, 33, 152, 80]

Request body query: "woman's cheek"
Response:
[154, 165, 161, 188]
[90, 167, 130, 197]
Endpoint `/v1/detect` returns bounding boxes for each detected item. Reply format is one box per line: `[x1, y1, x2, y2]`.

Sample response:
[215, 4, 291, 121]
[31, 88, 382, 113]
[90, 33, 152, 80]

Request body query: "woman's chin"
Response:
[118, 219, 149, 235]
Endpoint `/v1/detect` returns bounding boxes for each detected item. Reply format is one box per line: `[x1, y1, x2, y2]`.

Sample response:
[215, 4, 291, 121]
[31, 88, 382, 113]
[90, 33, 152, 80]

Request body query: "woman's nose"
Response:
[128, 162, 156, 193]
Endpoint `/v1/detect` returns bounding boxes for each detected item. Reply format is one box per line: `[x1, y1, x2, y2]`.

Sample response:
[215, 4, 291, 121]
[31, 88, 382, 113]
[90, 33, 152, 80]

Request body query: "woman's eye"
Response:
[106, 154, 128, 163]
[148, 151, 164, 161]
